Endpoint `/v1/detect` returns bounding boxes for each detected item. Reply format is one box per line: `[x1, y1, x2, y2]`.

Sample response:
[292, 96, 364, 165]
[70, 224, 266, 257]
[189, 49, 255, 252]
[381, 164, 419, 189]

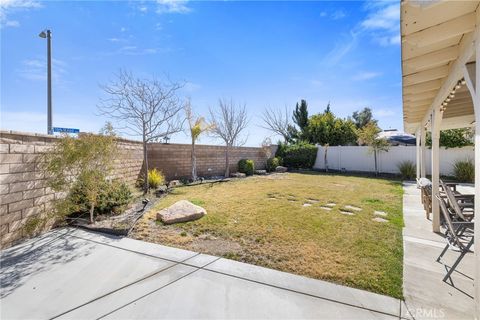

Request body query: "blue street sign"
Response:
[53, 127, 80, 134]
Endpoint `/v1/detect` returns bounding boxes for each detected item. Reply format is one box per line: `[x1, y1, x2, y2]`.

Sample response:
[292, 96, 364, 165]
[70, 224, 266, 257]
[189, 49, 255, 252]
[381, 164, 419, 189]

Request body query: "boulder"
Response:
[254, 170, 267, 175]
[168, 180, 182, 188]
[157, 200, 206, 225]
[230, 172, 246, 178]
[275, 166, 287, 173]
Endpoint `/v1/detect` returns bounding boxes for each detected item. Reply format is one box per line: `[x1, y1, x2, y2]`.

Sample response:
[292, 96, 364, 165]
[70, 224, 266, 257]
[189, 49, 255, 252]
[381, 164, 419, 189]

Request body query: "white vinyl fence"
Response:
[313, 145, 474, 176]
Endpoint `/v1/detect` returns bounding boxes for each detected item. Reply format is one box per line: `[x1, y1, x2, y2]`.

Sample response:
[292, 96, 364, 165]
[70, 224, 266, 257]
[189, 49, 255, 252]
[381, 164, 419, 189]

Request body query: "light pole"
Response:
[39, 29, 52, 135]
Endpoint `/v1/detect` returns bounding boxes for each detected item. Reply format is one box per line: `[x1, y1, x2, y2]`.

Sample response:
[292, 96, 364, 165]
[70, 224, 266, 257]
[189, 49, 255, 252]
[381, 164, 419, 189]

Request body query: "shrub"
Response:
[238, 159, 255, 176]
[69, 178, 133, 216]
[266, 157, 281, 172]
[453, 158, 474, 183]
[278, 142, 317, 169]
[148, 168, 165, 189]
[397, 160, 416, 180]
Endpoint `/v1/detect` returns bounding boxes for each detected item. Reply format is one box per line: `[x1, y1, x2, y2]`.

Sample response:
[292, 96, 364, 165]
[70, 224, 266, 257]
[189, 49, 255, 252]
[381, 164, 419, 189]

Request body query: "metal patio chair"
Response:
[435, 194, 474, 283]
[440, 180, 474, 221]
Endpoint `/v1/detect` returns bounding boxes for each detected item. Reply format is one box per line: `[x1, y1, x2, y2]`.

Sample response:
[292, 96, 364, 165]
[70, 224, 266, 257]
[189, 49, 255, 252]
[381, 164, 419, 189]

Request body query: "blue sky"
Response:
[1, 0, 401, 146]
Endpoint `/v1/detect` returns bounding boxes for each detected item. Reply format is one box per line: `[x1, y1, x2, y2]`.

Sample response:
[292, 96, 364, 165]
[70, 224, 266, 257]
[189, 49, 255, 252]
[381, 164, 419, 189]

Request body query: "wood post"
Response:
[430, 109, 442, 232]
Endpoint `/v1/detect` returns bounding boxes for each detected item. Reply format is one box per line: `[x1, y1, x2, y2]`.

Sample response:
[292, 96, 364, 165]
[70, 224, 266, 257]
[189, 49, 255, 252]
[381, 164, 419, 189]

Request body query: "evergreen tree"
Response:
[293, 99, 309, 132]
[352, 107, 377, 129]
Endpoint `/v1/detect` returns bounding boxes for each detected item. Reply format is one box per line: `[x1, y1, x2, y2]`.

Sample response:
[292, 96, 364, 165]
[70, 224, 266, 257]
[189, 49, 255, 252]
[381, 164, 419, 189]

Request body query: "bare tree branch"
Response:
[98, 69, 185, 192]
[209, 98, 249, 177]
[260, 105, 291, 143]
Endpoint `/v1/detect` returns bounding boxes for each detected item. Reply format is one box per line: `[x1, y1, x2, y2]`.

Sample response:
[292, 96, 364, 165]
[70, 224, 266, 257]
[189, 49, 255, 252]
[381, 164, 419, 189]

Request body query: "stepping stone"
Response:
[372, 217, 388, 223]
[344, 205, 362, 211]
[302, 203, 312, 207]
[340, 211, 355, 216]
[374, 211, 388, 217]
[325, 203, 336, 207]
[307, 199, 319, 203]
[319, 206, 332, 211]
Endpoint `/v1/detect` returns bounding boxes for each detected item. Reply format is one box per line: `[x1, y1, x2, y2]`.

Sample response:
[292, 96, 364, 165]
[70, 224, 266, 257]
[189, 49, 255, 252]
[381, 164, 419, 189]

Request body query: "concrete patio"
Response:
[0, 227, 408, 319]
[403, 182, 475, 319]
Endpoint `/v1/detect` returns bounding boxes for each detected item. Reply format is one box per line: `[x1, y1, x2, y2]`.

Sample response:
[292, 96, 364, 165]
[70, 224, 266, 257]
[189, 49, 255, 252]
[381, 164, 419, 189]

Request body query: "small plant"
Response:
[148, 168, 165, 189]
[238, 159, 255, 176]
[453, 158, 474, 183]
[266, 157, 281, 172]
[397, 160, 416, 180]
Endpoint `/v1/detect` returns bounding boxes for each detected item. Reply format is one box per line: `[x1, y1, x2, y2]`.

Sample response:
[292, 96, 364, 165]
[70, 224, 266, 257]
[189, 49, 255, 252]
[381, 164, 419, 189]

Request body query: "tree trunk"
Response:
[225, 144, 230, 178]
[143, 134, 149, 194]
[89, 203, 95, 224]
[191, 138, 197, 181]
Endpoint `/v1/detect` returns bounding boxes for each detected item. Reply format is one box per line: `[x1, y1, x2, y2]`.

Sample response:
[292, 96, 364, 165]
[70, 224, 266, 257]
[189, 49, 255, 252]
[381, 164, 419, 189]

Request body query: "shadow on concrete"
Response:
[0, 232, 95, 299]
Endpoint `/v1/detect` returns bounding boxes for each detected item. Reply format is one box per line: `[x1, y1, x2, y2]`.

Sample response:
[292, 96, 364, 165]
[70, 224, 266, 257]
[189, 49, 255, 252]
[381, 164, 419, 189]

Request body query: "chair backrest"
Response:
[440, 180, 467, 221]
[435, 194, 467, 251]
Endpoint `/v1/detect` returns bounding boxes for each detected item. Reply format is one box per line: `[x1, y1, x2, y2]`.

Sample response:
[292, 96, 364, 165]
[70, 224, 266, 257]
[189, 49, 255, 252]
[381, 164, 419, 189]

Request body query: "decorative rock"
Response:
[254, 169, 267, 175]
[168, 180, 182, 188]
[372, 217, 388, 223]
[307, 199, 319, 203]
[275, 166, 287, 173]
[319, 206, 332, 211]
[344, 205, 362, 212]
[340, 211, 355, 215]
[230, 172, 246, 178]
[374, 211, 388, 217]
[302, 203, 312, 207]
[325, 203, 336, 207]
[157, 200, 207, 225]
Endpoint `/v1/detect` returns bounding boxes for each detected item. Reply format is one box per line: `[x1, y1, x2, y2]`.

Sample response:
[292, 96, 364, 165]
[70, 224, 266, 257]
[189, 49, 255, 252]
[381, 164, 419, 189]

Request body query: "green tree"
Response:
[425, 128, 474, 149]
[293, 99, 309, 134]
[357, 122, 389, 176]
[44, 132, 118, 224]
[352, 107, 377, 129]
[305, 111, 357, 146]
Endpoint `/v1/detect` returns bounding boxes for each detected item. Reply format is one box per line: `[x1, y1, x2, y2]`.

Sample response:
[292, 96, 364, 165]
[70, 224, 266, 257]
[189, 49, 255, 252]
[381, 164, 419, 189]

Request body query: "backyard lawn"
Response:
[131, 172, 404, 298]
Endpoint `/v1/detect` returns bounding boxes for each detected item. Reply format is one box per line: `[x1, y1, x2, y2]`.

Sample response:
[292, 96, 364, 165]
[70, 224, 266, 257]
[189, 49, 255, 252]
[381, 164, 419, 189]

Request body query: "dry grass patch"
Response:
[131, 172, 403, 298]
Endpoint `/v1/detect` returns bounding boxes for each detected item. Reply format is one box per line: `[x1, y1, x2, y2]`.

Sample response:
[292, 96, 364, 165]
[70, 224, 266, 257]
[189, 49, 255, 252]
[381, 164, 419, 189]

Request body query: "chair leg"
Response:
[442, 239, 474, 282]
[437, 243, 449, 262]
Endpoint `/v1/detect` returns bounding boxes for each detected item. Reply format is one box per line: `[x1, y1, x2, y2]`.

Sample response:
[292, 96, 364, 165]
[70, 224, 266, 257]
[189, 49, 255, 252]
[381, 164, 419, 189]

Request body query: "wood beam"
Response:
[403, 65, 450, 86]
[403, 91, 437, 102]
[403, 45, 458, 75]
[403, 79, 443, 95]
[405, 12, 476, 48]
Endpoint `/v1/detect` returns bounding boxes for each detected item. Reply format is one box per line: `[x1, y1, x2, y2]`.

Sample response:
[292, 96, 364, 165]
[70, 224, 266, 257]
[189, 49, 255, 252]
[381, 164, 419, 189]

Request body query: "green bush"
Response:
[148, 168, 165, 189]
[238, 159, 255, 176]
[276, 142, 317, 169]
[69, 178, 132, 216]
[453, 158, 474, 183]
[266, 157, 281, 172]
[397, 160, 416, 180]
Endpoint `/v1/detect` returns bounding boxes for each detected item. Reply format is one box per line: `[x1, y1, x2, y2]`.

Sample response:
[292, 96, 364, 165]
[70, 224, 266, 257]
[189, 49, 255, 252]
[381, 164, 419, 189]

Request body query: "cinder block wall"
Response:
[0, 131, 143, 249]
[0, 130, 276, 249]
[147, 143, 277, 179]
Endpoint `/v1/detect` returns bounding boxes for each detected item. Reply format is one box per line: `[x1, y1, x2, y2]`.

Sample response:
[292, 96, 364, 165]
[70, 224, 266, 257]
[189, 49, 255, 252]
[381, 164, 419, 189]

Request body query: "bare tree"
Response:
[98, 70, 185, 193]
[209, 98, 249, 177]
[185, 99, 214, 181]
[260, 106, 292, 142]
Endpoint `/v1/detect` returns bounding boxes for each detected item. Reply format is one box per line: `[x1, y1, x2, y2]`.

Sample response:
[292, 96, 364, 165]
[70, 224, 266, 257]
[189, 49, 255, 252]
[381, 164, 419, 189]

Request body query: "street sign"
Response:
[53, 127, 80, 134]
